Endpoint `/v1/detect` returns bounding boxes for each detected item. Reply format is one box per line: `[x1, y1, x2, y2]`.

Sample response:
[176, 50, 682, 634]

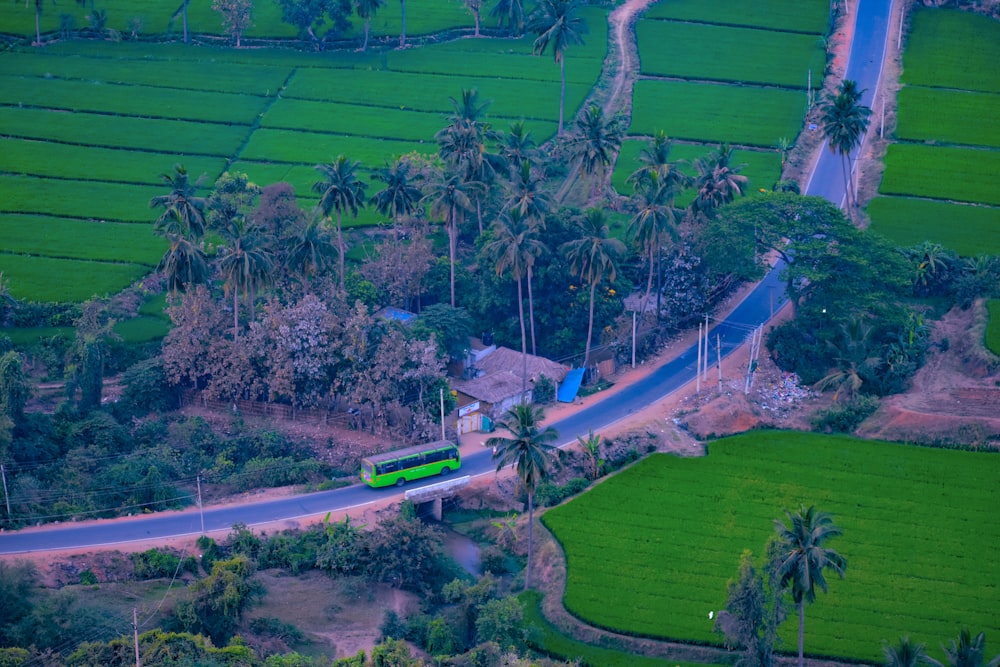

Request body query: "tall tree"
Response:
[157, 221, 210, 294]
[490, 0, 526, 35]
[422, 168, 478, 307]
[529, 0, 587, 134]
[569, 104, 624, 200]
[820, 79, 871, 216]
[370, 157, 423, 239]
[485, 403, 559, 590]
[628, 173, 680, 319]
[313, 155, 367, 293]
[626, 131, 690, 193]
[500, 120, 538, 167]
[561, 208, 624, 367]
[398, 0, 407, 47]
[276, 0, 353, 48]
[285, 211, 337, 289]
[938, 629, 1000, 667]
[773, 505, 847, 667]
[715, 546, 785, 667]
[354, 0, 383, 50]
[217, 218, 274, 338]
[504, 159, 551, 355]
[464, 0, 483, 35]
[483, 210, 544, 395]
[24, 0, 54, 46]
[884, 637, 935, 667]
[150, 164, 208, 241]
[171, 0, 192, 43]
[212, 0, 253, 47]
[691, 144, 748, 219]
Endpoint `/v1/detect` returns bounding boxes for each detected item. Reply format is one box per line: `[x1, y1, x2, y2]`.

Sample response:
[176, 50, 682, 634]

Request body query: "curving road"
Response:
[0, 0, 895, 555]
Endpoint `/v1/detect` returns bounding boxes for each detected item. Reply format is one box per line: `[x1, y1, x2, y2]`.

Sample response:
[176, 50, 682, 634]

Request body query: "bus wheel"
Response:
[440, 467, 450, 476]
[395, 477, 405, 487]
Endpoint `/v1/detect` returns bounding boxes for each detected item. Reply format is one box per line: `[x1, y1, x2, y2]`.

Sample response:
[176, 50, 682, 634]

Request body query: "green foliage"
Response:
[533, 477, 590, 507]
[175, 554, 262, 646]
[130, 548, 183, 580]
[866, 197, 1000, 258]
[0, 561, 36, 646]
[541, 433, 1000, 662]
[810, 395, 880, 433]
[987, 300, 1000, 356]
[532, 374, 556, 405]
[475, 595, 525, 651]
[118, 357, 177, 416]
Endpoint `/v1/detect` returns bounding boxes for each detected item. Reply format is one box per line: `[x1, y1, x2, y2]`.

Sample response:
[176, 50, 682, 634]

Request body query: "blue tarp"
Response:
[557, 368, 585, 403]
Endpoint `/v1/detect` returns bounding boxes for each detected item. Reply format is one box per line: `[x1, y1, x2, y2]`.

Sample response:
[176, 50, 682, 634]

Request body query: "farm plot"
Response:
[0, 74, 270, 124]
[901, 8, 1000, 94]
[879, 144, 1000, 207]
[0, 254, 151, 303]
[643, 0, 829, 34]
[0, 138, 225, 187]
[613, 140, 782, 199]
[541, 432, 1000, 663]
[240, 129, 430, 169]
[0, 51, 291, 96]
[866, 197, 1000, 257]
[630, 80, 805, 147]
[895, 87, 1000, 148]
[0, 215, 162, 266]
[0, 107, 248, 156]
[987, 300, 1000, 356]
[636, 20, 825, 88]
[0, 176, 162, 223]
[262, 100, 451, 141]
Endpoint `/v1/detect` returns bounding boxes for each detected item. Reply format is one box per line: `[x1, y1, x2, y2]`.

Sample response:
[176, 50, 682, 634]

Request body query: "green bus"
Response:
[360, 440, 461, 488]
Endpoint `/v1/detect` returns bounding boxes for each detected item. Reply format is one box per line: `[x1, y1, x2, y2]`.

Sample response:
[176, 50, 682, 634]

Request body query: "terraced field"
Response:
[868, 7, 1000, 255]
[0, 6, 606, 303]
[542, 432, 1000, 663]
[612, 0, 828, 197]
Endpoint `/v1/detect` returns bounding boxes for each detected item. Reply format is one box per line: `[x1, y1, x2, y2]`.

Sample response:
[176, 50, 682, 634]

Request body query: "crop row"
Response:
[642, 0, 829, 35]
[541, 432, 1000, 663]
[0, 137, 226, 187]
[879, 144, 1000, 206]
[0, 51, 291, 97]
[636, 20, 826, 89]
[901, 7, 1000, 94]
[0, 74, 268, 124]
[0, 0, 474, 41]
[0, 175, 160, 223]
[613, 140, 782, 198]
[866, 197, 1000, 256]
[895, 87, 1000, 148]
[240, 128, 430, 171]
[630, 79, 806, 148]
[0, 214, 162, 266]
[0, 253, 150, 303]
[0, 107, 248, 156]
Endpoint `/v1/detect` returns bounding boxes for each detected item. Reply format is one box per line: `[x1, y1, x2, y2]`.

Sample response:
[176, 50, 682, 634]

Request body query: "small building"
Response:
[452, 346, 569, 418]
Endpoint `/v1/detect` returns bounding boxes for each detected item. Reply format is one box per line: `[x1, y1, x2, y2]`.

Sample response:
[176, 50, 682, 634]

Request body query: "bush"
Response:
[131, 548, 181, 580]
[535, 477, 590, 508]
[532, 374, 555, 405]
[811, 395, 881, 433]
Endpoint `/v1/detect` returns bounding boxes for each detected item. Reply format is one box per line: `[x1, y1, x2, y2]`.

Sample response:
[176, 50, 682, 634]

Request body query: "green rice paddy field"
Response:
[0, 6, 606, 303]
[987, 299, 1000, 356]
[542, 432, 1000, 664]
[610, 0, 823, 195]
[869, 7, 1000, 255]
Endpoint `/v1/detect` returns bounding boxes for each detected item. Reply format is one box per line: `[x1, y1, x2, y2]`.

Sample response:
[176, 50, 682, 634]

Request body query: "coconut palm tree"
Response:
[25, 0, 55, 46]
[691, 144, 748, 219]
[370, 157, 423, 239]
[628, 174, 680, 319]
[170, 0, 192, 43]
[938, 629, 1000, 667]
[773, 505, 847, 667]
[217, 218, 274, 338]
[884, 637, 935, 667]
[500, 120, 538, 167]
[285, 211, 337, 289]
[504, 160, 551, 355]
[354, 0, 383, 50]
[486, 403, 559, 590]
[627, 131, 690, 193]
[529, 0, 587, 134]
[313, 156, 367, 293]
[150, 164, 208, 241]
[561, 208, 625, 368]
[422, 168, 479, 307]
[157, 225, 209, 294]
[821, 79, 871, 216]
[490, 0, 526, 35]
[484, 209, 545, 394]
[570, 104, 624, 200]
[813, 317, 877, 402]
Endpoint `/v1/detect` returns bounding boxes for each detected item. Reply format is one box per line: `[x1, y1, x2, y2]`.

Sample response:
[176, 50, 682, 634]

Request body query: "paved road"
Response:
[0, 0, 895, 555]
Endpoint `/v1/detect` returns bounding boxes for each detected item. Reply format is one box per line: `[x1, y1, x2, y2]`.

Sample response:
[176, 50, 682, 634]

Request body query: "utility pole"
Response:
[439, 388, 446, 441]
[1, 463, 10, 518]
[703, 314, 710, 382]
[717, 333, 722, 391]
[196, 475, 204, 534]
[696, 322, 702, 393]
[133, 607, 142, 667]
[631, 311, 636, 369]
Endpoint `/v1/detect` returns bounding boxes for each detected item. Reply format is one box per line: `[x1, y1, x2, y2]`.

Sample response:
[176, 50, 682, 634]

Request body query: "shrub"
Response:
[811, 395, 881, 433]
[535, 477, 590, 508]
[131, 548, 181, 580]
